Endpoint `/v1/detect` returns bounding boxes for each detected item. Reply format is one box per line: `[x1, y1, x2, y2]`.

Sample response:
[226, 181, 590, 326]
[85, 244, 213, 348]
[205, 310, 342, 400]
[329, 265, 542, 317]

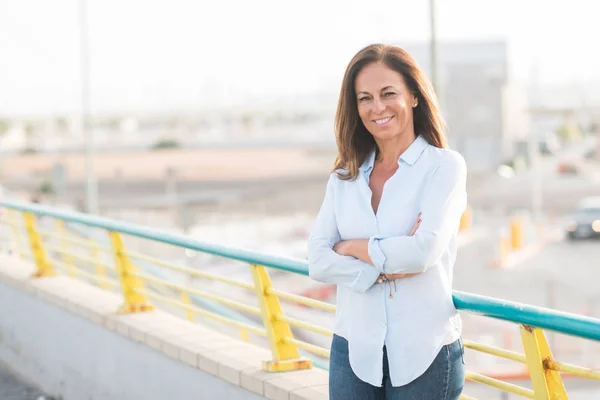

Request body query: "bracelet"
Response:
[377, 273, 398, 299]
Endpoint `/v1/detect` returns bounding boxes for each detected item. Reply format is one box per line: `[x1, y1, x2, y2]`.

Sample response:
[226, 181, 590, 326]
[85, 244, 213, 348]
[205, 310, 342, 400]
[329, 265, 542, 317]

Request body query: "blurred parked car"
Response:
[496, 164, 515, 179]
[557, 160, 580, 175]
[566, 197, 600, 240]
[539, 132, 561, 156]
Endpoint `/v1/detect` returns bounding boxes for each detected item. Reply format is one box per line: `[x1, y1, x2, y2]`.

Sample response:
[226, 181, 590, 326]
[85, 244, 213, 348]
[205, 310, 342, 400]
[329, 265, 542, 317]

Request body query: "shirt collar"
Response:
[359, 149, 377, 173]
[400, 135, 429, 166]
[359, 135, 429, 173]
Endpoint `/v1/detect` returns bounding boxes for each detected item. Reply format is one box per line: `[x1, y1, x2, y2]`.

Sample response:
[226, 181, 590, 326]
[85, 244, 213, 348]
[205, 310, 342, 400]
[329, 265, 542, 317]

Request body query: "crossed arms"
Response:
[307, 154, 467, 293]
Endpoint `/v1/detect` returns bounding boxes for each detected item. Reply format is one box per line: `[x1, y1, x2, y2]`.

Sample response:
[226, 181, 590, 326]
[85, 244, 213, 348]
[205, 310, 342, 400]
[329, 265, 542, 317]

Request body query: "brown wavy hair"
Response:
[333, 43, 447, 180]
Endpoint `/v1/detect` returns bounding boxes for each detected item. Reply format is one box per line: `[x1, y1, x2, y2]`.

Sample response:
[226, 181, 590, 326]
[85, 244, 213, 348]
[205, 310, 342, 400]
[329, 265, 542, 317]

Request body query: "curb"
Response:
[488, 230, 564, 270]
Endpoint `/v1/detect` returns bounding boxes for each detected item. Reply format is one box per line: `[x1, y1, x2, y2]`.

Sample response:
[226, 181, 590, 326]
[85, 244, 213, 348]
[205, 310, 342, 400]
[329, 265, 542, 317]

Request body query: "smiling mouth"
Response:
[373, 116, 394, 126]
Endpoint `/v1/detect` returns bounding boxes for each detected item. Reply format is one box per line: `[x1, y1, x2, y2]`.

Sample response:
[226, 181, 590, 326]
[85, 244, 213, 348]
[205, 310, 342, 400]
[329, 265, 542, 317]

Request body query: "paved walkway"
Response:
[0, 367, 47, 400]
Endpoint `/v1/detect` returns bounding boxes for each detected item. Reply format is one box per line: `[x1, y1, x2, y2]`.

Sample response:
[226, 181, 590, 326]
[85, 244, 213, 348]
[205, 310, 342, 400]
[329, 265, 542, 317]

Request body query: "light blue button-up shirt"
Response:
[308, 135, 467, 387]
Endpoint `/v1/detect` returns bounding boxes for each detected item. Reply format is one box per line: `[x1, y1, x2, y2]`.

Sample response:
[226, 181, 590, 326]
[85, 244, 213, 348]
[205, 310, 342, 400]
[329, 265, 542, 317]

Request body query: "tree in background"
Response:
[556, 119, 583, 143]
[0, 119, 10, 149]
[151, 138, 180, 150]
[55, 116, 69, 136]
[22, 122, 37, 154]
[0, 119, 9, 136]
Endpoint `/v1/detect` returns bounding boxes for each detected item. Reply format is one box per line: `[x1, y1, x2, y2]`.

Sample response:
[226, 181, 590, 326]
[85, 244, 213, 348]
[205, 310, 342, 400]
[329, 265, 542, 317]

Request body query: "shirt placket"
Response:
[360, 168, 389, 354]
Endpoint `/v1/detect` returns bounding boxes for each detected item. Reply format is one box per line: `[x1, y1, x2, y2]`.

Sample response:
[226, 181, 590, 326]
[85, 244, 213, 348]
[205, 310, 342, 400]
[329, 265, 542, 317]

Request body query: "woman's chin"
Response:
[370, 128, 401, 141]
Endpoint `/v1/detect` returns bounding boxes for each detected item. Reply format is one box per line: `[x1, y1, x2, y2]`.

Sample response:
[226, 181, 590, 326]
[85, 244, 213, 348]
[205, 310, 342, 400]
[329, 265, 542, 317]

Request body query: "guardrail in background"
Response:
[1, 199, 599, 399]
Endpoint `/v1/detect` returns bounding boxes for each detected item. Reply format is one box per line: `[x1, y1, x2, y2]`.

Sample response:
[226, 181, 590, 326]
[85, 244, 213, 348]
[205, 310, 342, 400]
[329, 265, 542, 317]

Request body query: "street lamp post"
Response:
[530, 61, 543, 221]
[79, 0, 98, 214]
[429, 0, 439, 96]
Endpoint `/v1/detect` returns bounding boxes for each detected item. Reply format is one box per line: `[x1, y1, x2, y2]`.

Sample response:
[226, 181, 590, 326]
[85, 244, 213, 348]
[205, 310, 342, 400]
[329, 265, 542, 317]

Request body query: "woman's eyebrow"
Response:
[357, 85, 397, 96]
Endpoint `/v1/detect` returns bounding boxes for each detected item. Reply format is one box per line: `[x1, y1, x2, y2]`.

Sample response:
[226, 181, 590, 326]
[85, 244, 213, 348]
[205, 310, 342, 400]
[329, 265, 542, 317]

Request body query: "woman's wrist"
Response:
[347, 239, 359, 258]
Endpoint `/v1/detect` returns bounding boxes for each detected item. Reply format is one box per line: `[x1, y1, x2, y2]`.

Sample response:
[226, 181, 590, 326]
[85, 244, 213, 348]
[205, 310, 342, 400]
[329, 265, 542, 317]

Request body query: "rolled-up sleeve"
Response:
[368, 152, 467, 274]
[307, 174, 381, 293]
[367, 235, 387, 269]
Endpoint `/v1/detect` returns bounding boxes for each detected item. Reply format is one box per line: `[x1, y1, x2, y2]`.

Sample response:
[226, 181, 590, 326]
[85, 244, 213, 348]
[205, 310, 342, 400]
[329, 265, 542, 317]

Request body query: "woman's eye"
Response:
[358, 97, 369, 102]
[384, 92, 396, 97]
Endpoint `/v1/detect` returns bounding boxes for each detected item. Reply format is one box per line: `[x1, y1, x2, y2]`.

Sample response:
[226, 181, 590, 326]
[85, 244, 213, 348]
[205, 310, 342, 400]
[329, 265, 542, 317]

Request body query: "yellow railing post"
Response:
[511, 217, 524, 250]
[109, 231, 154, 313]
[240, 328, 250, 343]
[460, 204, 472, 231]
[250, 264, 312, 372]
[520, 325, 568, 400]
[23, 212, 56, 278]
[91, 240, 109, 291]
[180, 291, 195, 321]
[55, 220, 77, 278]
[7, 210, 23, 259]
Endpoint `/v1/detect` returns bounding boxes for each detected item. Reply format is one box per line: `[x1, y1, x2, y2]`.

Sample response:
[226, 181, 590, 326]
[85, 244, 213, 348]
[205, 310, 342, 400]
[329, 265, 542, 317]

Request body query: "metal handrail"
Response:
[3, 199, 600, 341]
[454, 291, 600, 342]
[2, 199, 600, 399]
[0, 200, 307, 273]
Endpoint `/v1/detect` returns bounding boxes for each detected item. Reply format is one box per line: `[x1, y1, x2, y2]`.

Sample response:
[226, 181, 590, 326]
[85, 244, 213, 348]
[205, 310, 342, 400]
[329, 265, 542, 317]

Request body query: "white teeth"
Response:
[374, 117, 391, 125]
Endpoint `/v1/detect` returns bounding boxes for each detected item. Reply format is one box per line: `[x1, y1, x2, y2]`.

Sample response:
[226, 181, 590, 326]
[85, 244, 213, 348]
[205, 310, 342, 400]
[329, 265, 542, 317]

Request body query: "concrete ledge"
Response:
[0, 254, 329, 400]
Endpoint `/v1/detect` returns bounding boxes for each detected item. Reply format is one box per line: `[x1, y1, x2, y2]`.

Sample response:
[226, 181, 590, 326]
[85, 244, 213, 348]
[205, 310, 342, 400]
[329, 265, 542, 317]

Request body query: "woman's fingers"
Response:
[409, 222, 417, 236]
[385, 273, 406, 279]
[385, 272, 419, 280]
[409, 213, 422, 236]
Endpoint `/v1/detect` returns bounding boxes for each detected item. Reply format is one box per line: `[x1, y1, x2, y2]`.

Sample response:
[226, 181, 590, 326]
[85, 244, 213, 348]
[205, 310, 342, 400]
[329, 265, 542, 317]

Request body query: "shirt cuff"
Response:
[355, 263, 382, 292]
[368, 236, 386, 272]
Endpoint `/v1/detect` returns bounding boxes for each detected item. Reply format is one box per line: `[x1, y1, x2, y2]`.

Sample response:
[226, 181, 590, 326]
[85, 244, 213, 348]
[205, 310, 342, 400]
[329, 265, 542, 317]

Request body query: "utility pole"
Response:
[529, 59, 543, 221]
[80, 0, 98, 214]
[429, 0, 439, 97]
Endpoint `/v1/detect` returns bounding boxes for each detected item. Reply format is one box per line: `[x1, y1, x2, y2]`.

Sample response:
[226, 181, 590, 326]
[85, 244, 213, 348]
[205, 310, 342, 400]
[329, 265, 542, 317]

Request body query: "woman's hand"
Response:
[408, 212, 422, 236]
[333, 239, 374, 265]
[385, 212, 422, 280]
[333, 240, 353, 256]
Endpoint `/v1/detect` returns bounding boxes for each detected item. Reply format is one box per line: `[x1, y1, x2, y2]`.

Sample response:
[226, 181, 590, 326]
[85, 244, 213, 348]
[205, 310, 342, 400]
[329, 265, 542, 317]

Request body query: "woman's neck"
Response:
[375, 133, 417, 168]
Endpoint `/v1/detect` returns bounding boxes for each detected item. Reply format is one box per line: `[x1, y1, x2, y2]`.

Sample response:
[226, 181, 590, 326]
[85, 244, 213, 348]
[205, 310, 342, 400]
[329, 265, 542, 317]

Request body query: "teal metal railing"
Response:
[1, 199, 599, 399]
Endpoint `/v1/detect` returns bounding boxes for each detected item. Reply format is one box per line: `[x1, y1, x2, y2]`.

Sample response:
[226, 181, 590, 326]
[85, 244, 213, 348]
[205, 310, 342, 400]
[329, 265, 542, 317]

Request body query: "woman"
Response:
[307, 43, 466, 399]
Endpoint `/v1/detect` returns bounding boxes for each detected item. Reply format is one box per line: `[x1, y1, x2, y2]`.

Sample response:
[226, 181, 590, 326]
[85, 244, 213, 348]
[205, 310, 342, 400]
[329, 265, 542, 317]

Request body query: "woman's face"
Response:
[354, 62, 417, 141]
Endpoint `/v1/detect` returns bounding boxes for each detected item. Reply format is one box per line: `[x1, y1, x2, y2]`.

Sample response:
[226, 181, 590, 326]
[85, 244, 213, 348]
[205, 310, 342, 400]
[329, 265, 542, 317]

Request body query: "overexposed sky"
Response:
[0, 0, 598, 116]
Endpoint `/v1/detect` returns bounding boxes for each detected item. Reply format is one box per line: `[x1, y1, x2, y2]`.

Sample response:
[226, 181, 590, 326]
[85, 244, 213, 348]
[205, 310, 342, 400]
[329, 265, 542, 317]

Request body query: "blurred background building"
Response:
[402, 40, 529, 172]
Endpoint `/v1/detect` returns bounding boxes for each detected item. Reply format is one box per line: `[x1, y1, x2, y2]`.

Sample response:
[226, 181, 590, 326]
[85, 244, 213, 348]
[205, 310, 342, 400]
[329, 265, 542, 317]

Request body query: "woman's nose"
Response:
[372, 98, 385, 113]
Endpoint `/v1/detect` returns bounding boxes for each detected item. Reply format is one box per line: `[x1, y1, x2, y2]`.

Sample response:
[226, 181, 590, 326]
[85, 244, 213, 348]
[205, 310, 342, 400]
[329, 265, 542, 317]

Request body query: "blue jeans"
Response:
[329, 335, 465, 400]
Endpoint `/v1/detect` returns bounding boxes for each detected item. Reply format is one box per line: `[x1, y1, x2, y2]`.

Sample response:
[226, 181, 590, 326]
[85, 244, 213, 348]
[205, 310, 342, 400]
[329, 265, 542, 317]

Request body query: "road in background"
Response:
[4, 140, 600, 217]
